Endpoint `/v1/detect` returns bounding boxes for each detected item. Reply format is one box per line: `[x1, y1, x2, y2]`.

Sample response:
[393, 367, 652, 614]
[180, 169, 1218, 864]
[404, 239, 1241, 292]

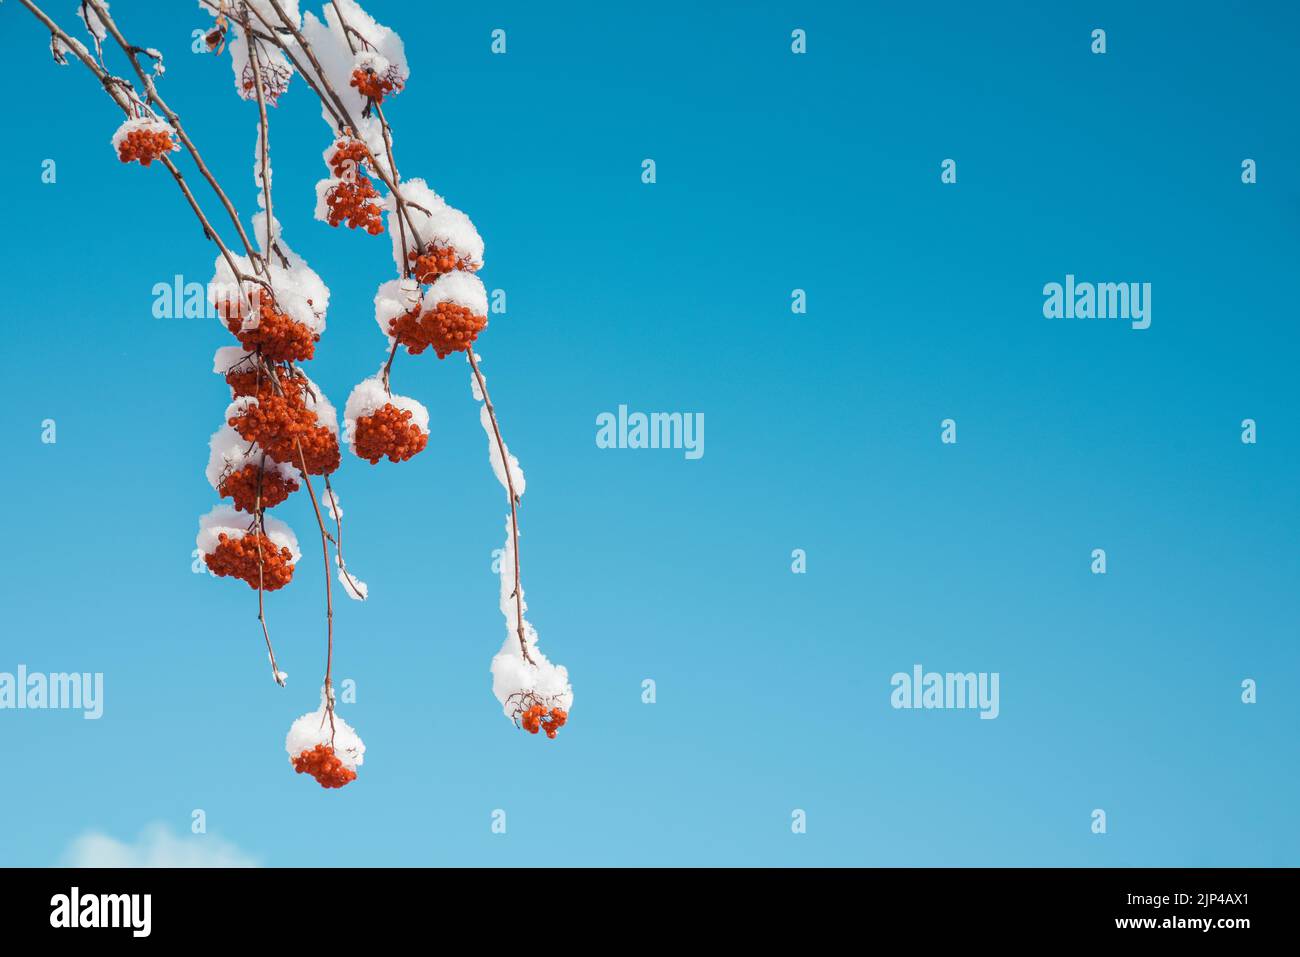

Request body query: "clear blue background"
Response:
[0, 0, 1296, 866]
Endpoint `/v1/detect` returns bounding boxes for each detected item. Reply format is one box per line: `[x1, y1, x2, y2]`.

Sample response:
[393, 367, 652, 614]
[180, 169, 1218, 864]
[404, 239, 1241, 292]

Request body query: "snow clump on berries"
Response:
[286, 688, 366, 788]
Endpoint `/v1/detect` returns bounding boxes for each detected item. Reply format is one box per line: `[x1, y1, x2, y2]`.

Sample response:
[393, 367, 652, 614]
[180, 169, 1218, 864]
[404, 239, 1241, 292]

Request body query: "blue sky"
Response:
[0, 0, 1297, 866]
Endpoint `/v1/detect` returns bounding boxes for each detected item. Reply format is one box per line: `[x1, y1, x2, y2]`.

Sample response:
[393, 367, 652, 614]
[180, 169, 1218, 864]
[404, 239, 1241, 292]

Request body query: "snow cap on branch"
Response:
[386, 178, 484, 274]
[344, 376, 429, 440]
[205, 424, 297, 490]
[76, 0, 109, 43]
[490, 514, 572, 719]
[285, 687, 365, 770]
[372, 277, 421, 341]
[212, 345, 255, 376]
[196, 504, 301, 563]
[467, 356, 525, 497]
[423, 270, 488, 317]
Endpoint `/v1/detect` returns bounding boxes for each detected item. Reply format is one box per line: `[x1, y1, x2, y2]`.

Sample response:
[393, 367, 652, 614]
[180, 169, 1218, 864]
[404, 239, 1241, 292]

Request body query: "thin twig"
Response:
[467, 352, 533, 664]
[86, 0, 266, 272]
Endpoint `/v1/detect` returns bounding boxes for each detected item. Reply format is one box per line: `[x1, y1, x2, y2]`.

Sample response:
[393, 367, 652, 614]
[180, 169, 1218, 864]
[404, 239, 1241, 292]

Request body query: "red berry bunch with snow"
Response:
[112, 116, 179, 166]
[317, 137, 385, 234]
[286, 691, 365, 790]
[197, 506, 300, 591]
[223, 295, 319, 362]
[344, 377, 430, 464]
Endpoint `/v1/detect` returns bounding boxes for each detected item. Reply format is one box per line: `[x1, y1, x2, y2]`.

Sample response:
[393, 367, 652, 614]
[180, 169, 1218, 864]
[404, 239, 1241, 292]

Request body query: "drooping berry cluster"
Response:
[228, 390, 340, 476]
[291, 743, 358, 789]
[224, 297, 318, 362]
[388, 301, 487, 359]
[409, 244, 478, 284]
[322, 138, 384, 234]
[351, 403, 429, 464]
[204, 531, 296, 590]
[117, 127, 177, 166]
[218, 462, 300, 513]
[521, 704, 569, 739]
[350, 67, 400, 104]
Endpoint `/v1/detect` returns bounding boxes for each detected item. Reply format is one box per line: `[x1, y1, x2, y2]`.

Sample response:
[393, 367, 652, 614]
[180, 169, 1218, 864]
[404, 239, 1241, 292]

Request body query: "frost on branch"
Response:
[469, 358, 525, 497]
[75, 0, 108, 49]
[343, 375, 429, 465]
[197, 504, 300, 590]
[322, 487, 368, 601]
[490, 514, 572, 737]
[111, 115, 178, 166]
[286, 687, 365, 789]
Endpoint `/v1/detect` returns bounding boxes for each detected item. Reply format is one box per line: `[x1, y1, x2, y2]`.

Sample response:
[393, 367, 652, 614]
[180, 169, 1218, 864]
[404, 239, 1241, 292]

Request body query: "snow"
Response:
[205, 424, 298, 489]
[423, 270, 488, 317]
[386, 178, 484, 274]
[342, 375, 429, 452]
[479, 405, 525, 496]
[212, 345, 254, 377]
[196, 504, 301, 564]
[285, 687, 365, 770]
[353, 49, 390, 77]
[323, 487, 343, 521]
[372, 277, 420, 340]
[76, 0, 109, 43]
[319, 489, 368, 601]
[338, 564, 368, 601]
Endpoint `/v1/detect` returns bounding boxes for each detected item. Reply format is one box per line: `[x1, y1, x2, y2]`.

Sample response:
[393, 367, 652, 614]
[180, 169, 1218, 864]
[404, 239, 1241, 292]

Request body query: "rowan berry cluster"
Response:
[224, 298, 318, 362]
[322, 138, 384, 234]
[228, 390, 340, 476]
[409, 244, 478, 284]
[291, 743, 358, 789]
[349, 67, 400, 103]
[218, 461, 300, 512]
[389, 301, 488, 359]
[117, 127, 177, 166]
[521, 704, 569, 739]
[351, 403, 429, 464]
[204, 530, 296, 590]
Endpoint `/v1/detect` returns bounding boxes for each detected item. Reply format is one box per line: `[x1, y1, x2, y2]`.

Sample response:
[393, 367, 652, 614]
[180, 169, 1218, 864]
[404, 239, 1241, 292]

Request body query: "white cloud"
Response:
[61, 822, 260, 868]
